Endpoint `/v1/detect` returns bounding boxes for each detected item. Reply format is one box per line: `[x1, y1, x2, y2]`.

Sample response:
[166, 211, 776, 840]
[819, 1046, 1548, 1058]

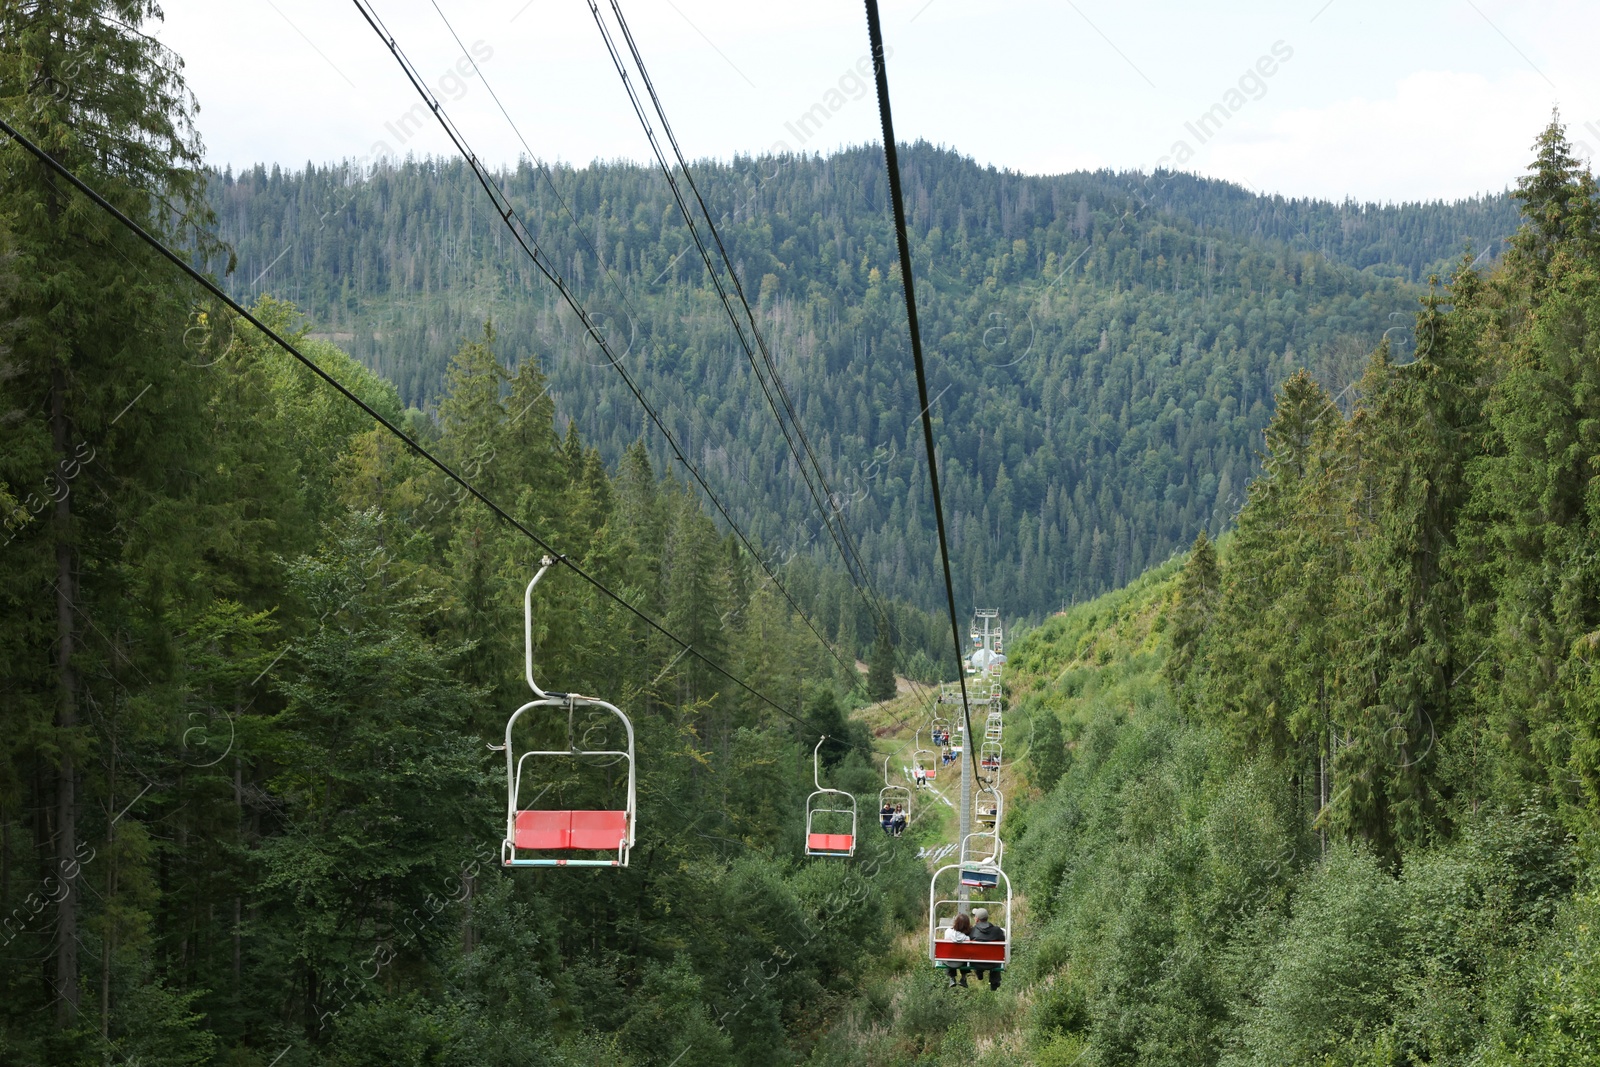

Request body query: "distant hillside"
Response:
[205, 145, 1522, 619]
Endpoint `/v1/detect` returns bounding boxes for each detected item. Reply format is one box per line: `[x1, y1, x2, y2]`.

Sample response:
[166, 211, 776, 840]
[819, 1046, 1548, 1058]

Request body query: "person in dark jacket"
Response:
[880, 801, 894, 834]
[969, 907, 1006, 990]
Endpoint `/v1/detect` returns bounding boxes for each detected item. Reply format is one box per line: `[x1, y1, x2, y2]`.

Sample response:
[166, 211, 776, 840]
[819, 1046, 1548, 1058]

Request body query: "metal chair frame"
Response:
[806, 736, 857, 857]
[499, 557, 637, 868]
[960, 829, 1004, 869]
[879, 755, 912, 825]
[929, 863, 1012, 970]
[974, 783, 1003, 832]
[911, 728, 939, 782]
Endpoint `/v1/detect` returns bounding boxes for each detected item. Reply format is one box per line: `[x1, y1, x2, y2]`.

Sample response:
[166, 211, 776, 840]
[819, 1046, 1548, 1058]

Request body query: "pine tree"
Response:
[867, 629, 897, 703]
[1163, 529, 1220, 703]
[1029, 707, 1068, 793]
[0, 0, 210, 1032]
[1511, 112, 1599, 276]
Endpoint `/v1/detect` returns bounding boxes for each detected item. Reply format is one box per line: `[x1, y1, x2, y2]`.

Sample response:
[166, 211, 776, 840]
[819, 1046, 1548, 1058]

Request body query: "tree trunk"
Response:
[51, 365, 80, 1024]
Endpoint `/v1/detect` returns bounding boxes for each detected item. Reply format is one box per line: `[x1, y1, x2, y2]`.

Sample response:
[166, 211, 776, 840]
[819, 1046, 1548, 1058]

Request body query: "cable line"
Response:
[859, 0, 976, 775]
[587, 0, 889, 627]
[348, 0, 857, 680]
[585, 0, 938, 707]
[0, 114, 810, 728]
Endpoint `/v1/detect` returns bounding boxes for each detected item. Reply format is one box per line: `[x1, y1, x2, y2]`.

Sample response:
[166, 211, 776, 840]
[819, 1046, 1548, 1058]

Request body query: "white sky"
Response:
[153, 0, 1600, 204]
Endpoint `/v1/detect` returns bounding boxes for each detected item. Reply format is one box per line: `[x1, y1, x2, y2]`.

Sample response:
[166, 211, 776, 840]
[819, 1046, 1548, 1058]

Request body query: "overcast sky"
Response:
[152, 0, 1599, 205]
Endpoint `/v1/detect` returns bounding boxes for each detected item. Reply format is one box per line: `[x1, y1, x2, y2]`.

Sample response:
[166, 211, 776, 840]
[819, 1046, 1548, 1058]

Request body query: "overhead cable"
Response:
[587, 0, 937, 706]
[350, 0, 857, 680]
[0, 114, 810, 727]
[859, 0, 977, 774]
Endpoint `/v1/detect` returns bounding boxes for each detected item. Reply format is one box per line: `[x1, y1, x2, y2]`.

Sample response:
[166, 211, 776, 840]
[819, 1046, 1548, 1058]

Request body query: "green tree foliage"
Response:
[1027, 702, 1068, 794]
[0, 19, 927, 1051]
[874, 541, 1592, 1067]
[0, 0, 216, 1041]
[804, 117, 1600, 1067]
[1178, 115, 1600, 851]
[204, 148, 1520, 620]
[1162, 528, 1220, 704]
[866, 629, 896, 703]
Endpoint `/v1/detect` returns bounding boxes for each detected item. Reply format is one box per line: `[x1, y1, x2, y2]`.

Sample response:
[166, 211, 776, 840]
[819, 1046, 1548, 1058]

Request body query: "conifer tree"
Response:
[0, 0, 210, 1031]
[867, 629, 897, 703]
[1163, 529, 1220, 704]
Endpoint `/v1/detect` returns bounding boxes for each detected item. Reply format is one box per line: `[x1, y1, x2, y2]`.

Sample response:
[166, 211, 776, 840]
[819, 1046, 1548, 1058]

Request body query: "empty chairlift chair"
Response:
[806, 736, 857, 857]
[974, 784, 1002, 833]
[960, 830, 1004, 880]
[499, 557, 637, 869]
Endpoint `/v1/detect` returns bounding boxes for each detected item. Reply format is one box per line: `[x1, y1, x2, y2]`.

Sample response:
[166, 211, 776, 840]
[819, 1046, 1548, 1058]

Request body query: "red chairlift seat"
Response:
[514, 810, 630, 852]
[806, 832, 855, 854]
[933, 939, 1007, 965]
[929, 863, 1013, 971]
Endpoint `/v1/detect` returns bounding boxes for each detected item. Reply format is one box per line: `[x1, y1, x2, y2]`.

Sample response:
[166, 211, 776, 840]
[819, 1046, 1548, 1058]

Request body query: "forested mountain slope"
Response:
[807, 120, 1600, 1067]
[2, 5, 932, 1059]
[208, 149, 1520, 617]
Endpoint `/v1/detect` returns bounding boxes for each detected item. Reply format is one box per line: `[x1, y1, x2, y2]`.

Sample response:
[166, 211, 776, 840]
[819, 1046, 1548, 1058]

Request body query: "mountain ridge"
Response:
[206, 143, 1522, 623]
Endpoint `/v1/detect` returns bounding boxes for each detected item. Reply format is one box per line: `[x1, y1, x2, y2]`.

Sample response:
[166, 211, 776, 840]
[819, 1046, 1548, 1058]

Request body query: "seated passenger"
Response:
[943, 912, 972, 987]
[969, 907, 1007, 990]
[880, 801, 894, 834]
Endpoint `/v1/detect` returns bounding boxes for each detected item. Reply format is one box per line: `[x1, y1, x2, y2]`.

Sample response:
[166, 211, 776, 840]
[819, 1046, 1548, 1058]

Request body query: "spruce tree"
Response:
[0, 0, 209, 1033]
[1163, 529, 1220, 702]
[867, 629, 897, 702]
[1029, 707, 1068, 793]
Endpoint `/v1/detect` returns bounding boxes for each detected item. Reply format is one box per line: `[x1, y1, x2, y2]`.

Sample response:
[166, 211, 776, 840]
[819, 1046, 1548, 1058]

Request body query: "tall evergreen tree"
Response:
[0, 0, 209, 1033]
[866, 629, 896, 703]
[1163, 528, 1220, 705]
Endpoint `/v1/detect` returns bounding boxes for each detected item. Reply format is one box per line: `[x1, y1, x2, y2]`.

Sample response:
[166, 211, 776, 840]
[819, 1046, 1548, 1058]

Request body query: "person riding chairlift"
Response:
[880, 800, 894, 835]
[969, 907, 1006, 990]
[943, 912, 974, 987]
[891, 805, 906, 837]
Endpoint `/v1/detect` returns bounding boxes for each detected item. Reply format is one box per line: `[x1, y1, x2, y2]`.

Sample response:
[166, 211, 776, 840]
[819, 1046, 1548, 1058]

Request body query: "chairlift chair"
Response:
[912, 728, 938, 782]
[974, 784, 1002, 832]
[499, 557, 636, 868]
[806, 736, 857, 857]
[929, 863, 1012, 974]
[960, 830, 1004, 873]
[879, 755, 912, 826]
[930, 715, 951, 747]
[980, 740, 1003, 771]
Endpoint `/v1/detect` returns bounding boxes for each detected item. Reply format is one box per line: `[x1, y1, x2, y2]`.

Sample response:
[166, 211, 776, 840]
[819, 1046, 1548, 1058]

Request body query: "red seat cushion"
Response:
[515, 810, 627, 851]
[933, 940, 1007, 963]
[570, 810, 629, 850]
[808, 832, 854, 853]
[515, 810, 571, 850]
[924, 767, 937, 780]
